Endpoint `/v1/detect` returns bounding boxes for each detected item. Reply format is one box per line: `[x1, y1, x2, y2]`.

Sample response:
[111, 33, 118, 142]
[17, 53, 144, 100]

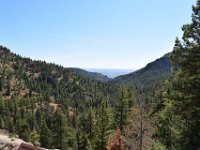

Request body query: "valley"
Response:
[0, 46, 170, 150]
[0, 0, 200, 150]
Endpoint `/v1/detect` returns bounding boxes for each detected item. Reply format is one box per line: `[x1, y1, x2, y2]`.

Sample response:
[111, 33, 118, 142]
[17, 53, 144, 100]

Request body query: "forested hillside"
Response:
[0, 46, 114, 104]
[0, 46, 118, 149]
[112, 54, 171, 90]
[67, 68, 111, 82]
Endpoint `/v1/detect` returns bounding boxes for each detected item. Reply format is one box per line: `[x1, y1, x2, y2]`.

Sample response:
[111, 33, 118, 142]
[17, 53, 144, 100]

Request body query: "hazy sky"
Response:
[0, 0, 196, 69]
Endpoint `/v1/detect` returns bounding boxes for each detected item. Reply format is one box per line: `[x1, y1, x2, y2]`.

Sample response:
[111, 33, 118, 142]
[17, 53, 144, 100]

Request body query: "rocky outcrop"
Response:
[0, 130, 47, 150]
[0, 130, 24, 150]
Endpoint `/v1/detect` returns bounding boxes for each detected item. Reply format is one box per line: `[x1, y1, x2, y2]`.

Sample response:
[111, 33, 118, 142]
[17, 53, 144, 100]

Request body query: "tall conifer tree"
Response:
[114, 85, 129, 132]
[155, 1, 200, 149]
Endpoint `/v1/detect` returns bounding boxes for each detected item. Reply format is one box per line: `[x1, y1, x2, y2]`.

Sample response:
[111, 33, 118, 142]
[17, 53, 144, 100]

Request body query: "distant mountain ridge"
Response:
[67, 68, 111, 82]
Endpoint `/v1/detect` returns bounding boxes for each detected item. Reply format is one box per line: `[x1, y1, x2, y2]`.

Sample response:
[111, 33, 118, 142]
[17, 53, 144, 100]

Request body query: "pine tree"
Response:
[170, 1, 200, 149]
[40, 121, 52, 148]
[94, 102, 112, 150]
[155, 1, 200, 149]
[154, 81, 180, 149]
[31, 130, 40, 146]
[114, 85, 129, 132]
[0, 97, 5, 117]
[75, 127, 92, 150]
[0, 116, 4, 128]
[6, 83, 10, 96]
[52, 109, 75, 150]
[87, 107, 96, 139]
[0, 77, 2, 92]
[19, 119, 31, 142]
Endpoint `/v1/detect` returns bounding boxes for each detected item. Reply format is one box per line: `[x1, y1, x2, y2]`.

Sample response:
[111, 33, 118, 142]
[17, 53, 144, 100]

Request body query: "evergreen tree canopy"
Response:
[155, 1, 200, 149]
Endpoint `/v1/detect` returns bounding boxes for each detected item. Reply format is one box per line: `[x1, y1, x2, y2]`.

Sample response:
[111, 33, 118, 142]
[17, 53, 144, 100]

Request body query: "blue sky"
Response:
[0, 0, 196, 69]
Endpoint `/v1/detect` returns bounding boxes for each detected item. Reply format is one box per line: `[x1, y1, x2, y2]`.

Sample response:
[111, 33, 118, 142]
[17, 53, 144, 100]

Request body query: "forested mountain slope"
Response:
[112, 54, 171, 89]
[67, 67, 111, 82]
[0, 45, 114, 105]
[0, 45, 117, 149]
